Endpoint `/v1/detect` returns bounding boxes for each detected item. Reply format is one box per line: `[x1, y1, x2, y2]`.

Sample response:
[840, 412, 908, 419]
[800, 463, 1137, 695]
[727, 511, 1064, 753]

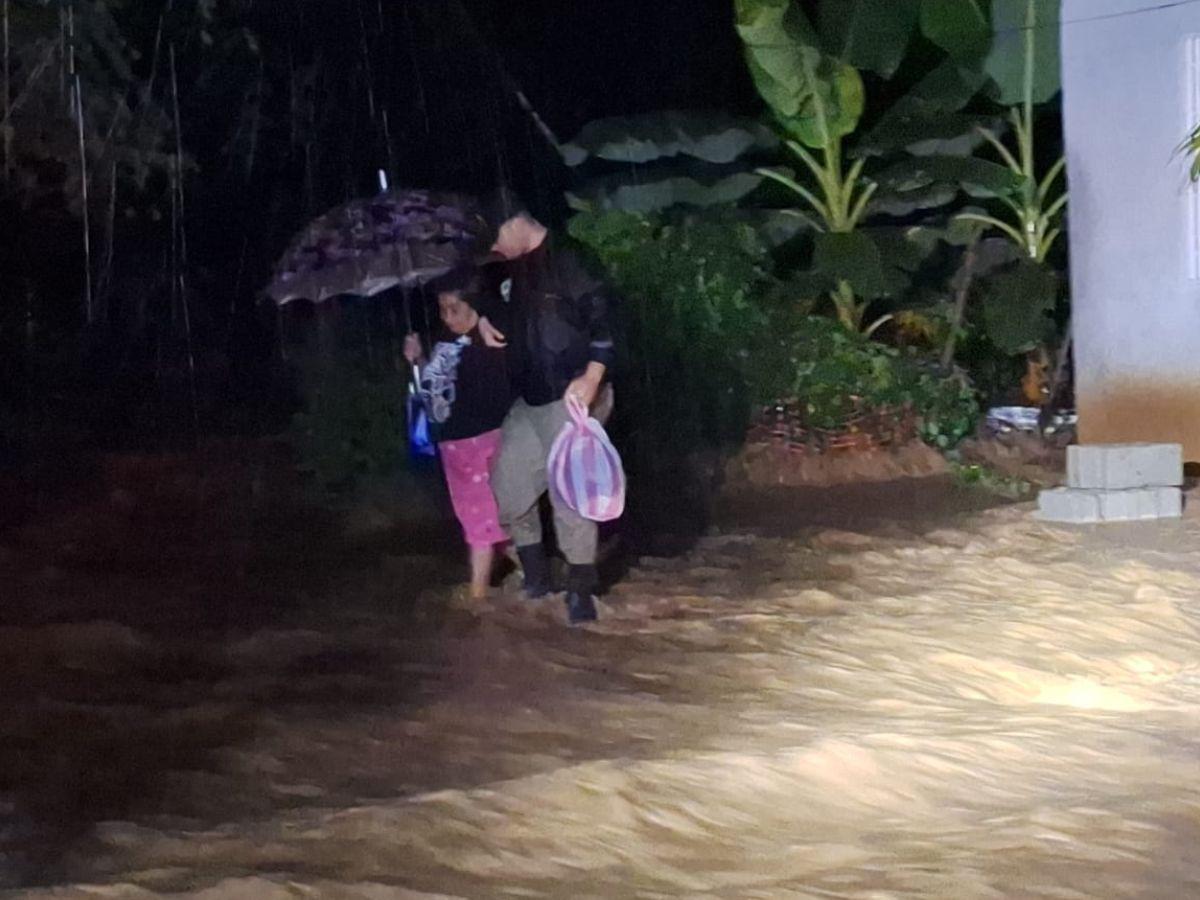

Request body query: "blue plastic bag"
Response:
[407, 383, 436, 459]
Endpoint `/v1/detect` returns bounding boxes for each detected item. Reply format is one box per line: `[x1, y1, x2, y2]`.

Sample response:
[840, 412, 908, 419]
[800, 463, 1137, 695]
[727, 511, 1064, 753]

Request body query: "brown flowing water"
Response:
[4, 481, 1200, 898]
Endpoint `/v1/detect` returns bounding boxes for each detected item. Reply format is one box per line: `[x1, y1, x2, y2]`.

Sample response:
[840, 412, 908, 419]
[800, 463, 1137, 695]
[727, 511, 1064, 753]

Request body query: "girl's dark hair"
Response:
[429, 266, 485, 307]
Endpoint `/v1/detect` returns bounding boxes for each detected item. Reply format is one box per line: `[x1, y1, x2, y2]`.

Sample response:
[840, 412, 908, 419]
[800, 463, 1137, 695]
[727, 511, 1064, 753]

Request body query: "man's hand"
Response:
[478, 316, 507, 348]
[565, 362, 605, 408]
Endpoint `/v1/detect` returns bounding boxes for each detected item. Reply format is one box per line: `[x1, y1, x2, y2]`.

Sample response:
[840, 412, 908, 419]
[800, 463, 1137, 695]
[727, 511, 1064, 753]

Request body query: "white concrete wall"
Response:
[1062, 0, 1200, 458]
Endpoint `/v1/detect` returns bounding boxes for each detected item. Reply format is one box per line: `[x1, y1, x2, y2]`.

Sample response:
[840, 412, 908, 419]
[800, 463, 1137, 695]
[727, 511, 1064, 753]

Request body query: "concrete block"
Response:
[1037, 486, 1182, 523]
[1038, 487, 1101, 523]
[1067, 443, 1182, 490]
[1097, 485, 1182, 521]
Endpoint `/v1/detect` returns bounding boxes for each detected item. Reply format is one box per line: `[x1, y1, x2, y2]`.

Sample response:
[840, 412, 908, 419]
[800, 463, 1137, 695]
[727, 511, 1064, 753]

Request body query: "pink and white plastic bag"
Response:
[548, 394, 626, 522]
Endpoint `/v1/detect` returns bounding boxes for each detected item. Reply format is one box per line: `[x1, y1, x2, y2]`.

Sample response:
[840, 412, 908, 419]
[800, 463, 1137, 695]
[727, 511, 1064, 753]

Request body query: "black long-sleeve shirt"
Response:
[478, 240, 616, 408]
[417, 324, 512, 443]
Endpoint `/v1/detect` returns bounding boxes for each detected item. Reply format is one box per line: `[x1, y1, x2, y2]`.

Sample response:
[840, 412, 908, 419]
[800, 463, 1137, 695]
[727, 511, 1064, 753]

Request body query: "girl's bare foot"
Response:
[468, 545, 496, 601]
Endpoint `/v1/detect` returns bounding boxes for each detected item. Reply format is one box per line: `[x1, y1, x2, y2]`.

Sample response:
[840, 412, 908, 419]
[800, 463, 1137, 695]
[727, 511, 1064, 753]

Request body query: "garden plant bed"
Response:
[747, 399, 919, 456]
[734, 399, 948, 488]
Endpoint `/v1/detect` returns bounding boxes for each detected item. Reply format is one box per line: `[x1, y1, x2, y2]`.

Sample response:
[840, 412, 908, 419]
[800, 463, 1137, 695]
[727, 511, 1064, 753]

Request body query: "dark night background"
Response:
[0, 0, 764, 465]
[239, 0, 762, 218]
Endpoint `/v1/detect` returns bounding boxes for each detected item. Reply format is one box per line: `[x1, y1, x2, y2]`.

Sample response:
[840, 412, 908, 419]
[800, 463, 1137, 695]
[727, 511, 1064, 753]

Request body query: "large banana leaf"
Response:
[869, 184, 960, 218]
[919, 0, 1061, 105]
[860, 112, 998, 158]
[561, 111, 779, 168]
[864, 225, 943, 272]
[858, 59, 990, 156]
[985, 0, 1061, 104]
[819, 0, 919, 78]
[565, 171, 767, 214]
[919, 0, 990, 59]
[753, 209, 823, 247]
[982, 258, 1058, 353]
[811, 231, 916, 300]
[874, 155, 1022, 198]
[973, 236, 1025, 271]
[868, 155, 1021, 217]
[780, 228, 941, 315]
[895, 57, 992, 116]
[735, 0, 865, 149]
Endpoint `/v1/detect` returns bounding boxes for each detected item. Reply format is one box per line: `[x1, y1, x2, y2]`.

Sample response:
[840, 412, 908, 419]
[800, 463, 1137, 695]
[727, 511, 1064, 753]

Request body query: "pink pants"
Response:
[440, 429, 507, 549]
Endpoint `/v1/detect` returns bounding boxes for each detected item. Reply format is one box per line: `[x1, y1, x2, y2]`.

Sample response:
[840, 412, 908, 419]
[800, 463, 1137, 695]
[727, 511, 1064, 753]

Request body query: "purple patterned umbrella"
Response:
[266, 189, 490, 306]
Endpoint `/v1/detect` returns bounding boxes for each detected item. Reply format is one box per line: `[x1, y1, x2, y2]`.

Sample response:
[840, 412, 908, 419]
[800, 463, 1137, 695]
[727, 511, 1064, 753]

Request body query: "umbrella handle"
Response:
[401, 288, 414, 334]
[400, 288, 419, 390]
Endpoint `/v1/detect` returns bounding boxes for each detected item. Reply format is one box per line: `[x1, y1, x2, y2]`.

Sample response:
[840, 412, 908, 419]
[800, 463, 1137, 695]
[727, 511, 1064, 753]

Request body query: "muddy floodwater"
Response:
[3, 479, 1200, 898]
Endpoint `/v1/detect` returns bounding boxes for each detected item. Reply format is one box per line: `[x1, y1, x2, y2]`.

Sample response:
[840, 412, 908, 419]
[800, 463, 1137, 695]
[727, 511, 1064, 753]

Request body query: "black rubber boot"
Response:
[565, 564, 599, 625]
[516, 544, 551, 600]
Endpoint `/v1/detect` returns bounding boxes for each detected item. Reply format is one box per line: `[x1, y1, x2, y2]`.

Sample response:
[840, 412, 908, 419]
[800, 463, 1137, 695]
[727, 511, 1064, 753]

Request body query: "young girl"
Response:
[404, 268, 512, 599]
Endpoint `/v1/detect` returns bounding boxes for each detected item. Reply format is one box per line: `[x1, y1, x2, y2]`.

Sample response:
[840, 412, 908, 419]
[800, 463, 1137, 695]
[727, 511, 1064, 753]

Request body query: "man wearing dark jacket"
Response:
[477, 211, 616, 624]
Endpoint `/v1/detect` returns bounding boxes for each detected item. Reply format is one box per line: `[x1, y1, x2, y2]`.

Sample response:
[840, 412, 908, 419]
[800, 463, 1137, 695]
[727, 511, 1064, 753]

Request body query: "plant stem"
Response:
[832, 279, 859, 331]
[1020, 0, 1043, 261]
[942, 236, 979, 368]
[977, 124, 1020, 172]
[826, 137, 846, 228]
[847, 180, 877, 231]
[759, 166, 831, 225]
[1038, 156, 1066, 201]
[1045, 315, 1072, 410]
[1023, 0, 1035, 170]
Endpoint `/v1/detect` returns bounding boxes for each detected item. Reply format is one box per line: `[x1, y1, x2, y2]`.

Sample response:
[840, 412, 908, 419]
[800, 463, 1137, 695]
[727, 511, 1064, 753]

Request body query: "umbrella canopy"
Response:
[266, 189, 491, 306]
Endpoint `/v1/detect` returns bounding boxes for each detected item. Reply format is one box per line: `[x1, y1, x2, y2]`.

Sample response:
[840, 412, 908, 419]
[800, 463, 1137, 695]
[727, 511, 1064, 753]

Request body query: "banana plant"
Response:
[734, 0, 1021, 333]
[955, 0, 1066, 365]
[735, 0, 923, 332]
[956, 0, 1066, 262]
[758, 139, 876, 235]
[959, 109, 1065, 262]
[736, 0, 880, 236]
[757, 136, 883, 330]
[868, 0, 1065, 360]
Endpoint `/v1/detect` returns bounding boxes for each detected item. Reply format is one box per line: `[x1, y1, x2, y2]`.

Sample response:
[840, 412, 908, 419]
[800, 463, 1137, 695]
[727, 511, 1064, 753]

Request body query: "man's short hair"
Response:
[482, 187, 535, 229]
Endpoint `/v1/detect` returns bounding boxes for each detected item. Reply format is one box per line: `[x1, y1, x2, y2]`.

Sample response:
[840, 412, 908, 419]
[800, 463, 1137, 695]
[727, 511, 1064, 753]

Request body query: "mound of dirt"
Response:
[958, 431, 1068, 487]
[727, 440, 948, 489]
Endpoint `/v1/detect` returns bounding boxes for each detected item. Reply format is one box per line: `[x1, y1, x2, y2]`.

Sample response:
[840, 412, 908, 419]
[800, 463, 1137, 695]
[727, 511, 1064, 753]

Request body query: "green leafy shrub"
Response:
[569, 209, 777, 458]
[911, 363, 983, 449]
[751, 314, 980, 450]
[569, 206, 980, 499]
[950, 462, 1033, 500]
[289, 357, 406, 492]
